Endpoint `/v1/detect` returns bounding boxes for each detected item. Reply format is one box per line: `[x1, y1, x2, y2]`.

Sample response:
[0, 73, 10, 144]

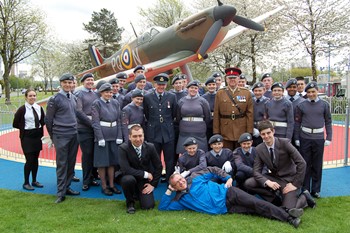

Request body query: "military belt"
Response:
[220, 113, 246, 120]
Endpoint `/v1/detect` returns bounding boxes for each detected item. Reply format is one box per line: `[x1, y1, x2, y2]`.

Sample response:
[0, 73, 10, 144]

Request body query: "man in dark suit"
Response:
[118, 125, 162, 214]
[143, 73, 177, 182]
[244, 120, 316, 210]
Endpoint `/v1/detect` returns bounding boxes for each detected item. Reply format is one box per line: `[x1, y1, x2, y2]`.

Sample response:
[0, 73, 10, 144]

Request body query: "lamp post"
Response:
[327, 42, 331, 96]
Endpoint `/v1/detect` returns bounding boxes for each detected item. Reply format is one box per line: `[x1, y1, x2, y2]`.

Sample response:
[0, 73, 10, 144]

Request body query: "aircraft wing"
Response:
[217, 6, 285, 48]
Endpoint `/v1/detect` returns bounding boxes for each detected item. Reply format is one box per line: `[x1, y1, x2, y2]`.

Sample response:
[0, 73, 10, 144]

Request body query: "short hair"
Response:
[169, 173, 181, 187]
[257, 120, 274, 132]
[295, 76, 305, 81]
[128, 124, 143, 135]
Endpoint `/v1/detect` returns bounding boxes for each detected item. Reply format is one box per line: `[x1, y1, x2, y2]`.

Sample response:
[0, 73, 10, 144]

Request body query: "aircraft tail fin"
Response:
[88, 44, 104, 67]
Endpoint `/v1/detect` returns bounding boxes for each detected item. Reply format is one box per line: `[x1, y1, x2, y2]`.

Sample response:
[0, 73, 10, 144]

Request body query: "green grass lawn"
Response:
[0, 189, 349, 233]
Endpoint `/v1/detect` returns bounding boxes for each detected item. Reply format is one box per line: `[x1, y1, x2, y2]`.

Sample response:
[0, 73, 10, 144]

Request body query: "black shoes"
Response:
[288, 208, 304, 218]
[90, 180, 100, 186]
[82, 180, 100, 191]
[109, 187, 122, 194]
[72, 176, 80, 182]
[32, 181, 44, 188]
[102, 188, 113, 196]
[288, 217, 301, 228]
[23, 184, 34, 191]
[311, 192, 321, 199]
[82, 185, 90, 191]
[126, 203, 136, 214]
[55, 196, 66, 204]
[303, 190, 316, 208]
[66, 188, 80, 195]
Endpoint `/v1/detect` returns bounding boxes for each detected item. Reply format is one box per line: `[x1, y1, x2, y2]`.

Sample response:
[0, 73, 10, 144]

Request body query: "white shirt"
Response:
[24, 102, 41, 130]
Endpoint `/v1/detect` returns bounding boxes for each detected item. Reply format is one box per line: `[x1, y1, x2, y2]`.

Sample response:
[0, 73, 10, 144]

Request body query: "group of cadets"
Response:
[45, 65, 332, 222]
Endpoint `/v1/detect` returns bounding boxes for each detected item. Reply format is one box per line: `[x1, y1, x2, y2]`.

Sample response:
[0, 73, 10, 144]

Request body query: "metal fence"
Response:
[0, 97, 349, 168]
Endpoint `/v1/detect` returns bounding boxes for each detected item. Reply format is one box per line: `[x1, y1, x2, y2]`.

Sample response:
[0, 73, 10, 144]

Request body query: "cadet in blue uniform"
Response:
[252, 82, 269, 146]
[91, 83, 123, 196]
[202, 76, 217, 142]
[296, 76, 307, 98]
[233, 133, 267, 188]
[294, 82, 332, 198]
[121, 89, 145, 142]
[159, 167, 305, 228]
[212, 71, 223, 91]
[176, 80, 211, 154]
[176, 137, 207, 178]
[238, 74, 248, 88]
[116, 72, 128, 95]
[204, 134, 236, 180]
[143, 73, 178, 181]
[169, 74, 187, 101]
[109, 78, 124, 105]
[265, 82, 294, 139]
[127, 65, 153, 92]
[45, 73, 80, 203]
[122, 74, 148, 108]
[95, 80, 107, 98]
[261, 73, 273, 99]
[75, 73, 100, 191]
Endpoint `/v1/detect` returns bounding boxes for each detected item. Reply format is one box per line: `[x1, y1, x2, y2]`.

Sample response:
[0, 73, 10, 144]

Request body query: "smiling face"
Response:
[155, 83, 167, 94]
[61, 80, 73, 92]
[210, 141, 223, 153]
[101, 90, 113, 101]
[170, 173, 187, 191]
[185, 144, 198, 156]
[83, 77, 95, 90]
[188, 86, 199, 97]
[136, 80, 146, 90]
[240, 140, 253, 153]
[272, 87, 283, 99]
[25, 90, 37, 105]
[132, 96, 144, 107]
[260, 127, 275, 146]
[287, 84, 298, 97]
[129, 127, 144, 148]
[297, 80, 305, 93]
[206, 83, 216, 93]
[253, 87, 265, 98]
[306, 88, 318, 100]
[226, 76, 238, 89]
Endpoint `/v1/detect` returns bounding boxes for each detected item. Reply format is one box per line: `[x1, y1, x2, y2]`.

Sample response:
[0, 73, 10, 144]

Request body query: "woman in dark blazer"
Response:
[13, 89, 45, 190]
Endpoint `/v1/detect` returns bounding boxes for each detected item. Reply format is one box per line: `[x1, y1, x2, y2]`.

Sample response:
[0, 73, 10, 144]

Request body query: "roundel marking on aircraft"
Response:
[120, 45, 133, 70]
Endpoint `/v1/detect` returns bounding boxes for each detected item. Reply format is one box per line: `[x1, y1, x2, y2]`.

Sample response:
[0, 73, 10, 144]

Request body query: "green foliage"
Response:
[83, 8, 124, 58]
[0, 189, 349, 233]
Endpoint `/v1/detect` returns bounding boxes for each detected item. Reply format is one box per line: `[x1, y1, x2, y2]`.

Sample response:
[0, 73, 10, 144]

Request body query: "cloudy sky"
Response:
[33, 0, 158, 42]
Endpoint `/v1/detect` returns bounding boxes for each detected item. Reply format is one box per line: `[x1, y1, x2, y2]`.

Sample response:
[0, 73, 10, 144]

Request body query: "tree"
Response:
[282, 0, 350, 81]
[0, 0, 47, 103]
[139, 0, 191, 29]
[83, 8, 124, 58]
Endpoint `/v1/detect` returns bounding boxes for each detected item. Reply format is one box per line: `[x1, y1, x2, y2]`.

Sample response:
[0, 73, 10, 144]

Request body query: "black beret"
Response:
[305, 81, 318, 92]
[109, 78, 119, 85]
[80, 73, 94, 83]
[252, 82, 265, 90]
[183, 137, 197, 147]
[131, 89, 144, 98]
[179, 74, 187, 80]
[116, 72, 128, 79]
[239, 74, 246, 80]
[96, 80, 107, 90]
[285, 78, 297, 89]
[238, 133, 253, 143]
[212, 72, 222, 78]
[205, 77, 216, 86]
[208, 134, 223, 145]
[134, 74, 146, 83]
[225, 67, 242, 77]
[153, 73, 169, 84]
[186, 80, 200, 88]
[271, 82, 284, 90]
[98, 83, 112, 93]
[171, 74, 182, 85]
[60, 73, 75, 82]
[261, 73, 272, 81]
[133, 65, 145, 73]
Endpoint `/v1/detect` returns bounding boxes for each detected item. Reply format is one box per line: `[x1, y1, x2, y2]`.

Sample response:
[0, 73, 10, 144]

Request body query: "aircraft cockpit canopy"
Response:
[138, 26, 165, 45]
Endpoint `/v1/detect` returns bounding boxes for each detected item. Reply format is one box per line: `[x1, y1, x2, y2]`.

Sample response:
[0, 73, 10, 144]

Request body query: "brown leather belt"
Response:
[220, 113, 246, 120]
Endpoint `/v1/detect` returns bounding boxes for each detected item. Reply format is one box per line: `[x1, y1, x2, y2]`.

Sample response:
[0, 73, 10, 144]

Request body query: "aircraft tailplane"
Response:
[88, 44, 104, 67]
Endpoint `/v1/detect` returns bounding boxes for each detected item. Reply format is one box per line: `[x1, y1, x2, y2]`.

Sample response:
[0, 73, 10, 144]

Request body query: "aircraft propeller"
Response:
[197, 3, 264, 59]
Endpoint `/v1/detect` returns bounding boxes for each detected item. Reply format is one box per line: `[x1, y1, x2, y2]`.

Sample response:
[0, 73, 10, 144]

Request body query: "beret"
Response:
[131, 89, 144, 98]
[305, 81, 318, 92]
[171, 74, 182, 85]
[109, 78, 119, 85]
[153, 73, 169, 84]
[238, 133, 253, 143]
[205, 77, 216, 86]
[96, 80, 107, 90]
[80, 73, 94, 83]
[116, 72, 128, 79]
[133, 65, 145, 73]
[60, 73, 75, 82]
[261, 73, 272, 81]
[134, 74, 146, 83]
[98, 83, 112, 93]
[186, 80, 200, 88]
[212, 72, 221, 78]
[252, 82, 265, 90]
[285, 78, 297, 89]
[183, 137, 197, 147]
[239, 74, 246, 80]
[271, 82, 284, 90]
[208, 134, 223, 145]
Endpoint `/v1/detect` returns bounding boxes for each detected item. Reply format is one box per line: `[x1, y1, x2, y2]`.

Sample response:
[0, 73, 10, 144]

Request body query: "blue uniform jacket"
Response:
[158, 167, 231, 215]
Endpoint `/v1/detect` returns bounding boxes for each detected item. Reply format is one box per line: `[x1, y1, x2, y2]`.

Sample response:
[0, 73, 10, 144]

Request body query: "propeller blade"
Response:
[198, 19, 223, 58]
[233, 15, 265, 31]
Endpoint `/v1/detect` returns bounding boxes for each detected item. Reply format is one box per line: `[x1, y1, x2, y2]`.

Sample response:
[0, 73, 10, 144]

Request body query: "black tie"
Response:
[66, 93, 70, 99]
[32, 107, 39, 128]
[216, 154, 220, 158]
[245, 152, 250, 157]
[106, 100, 110, 104]
[159, 94, 162, 102]
[311, 100, 315, 103]
[299, 93, 302, 97]
[270, 148, 276, 168]
[289, 97, 294, 102]
[113, 95, 117, 99]
[256, 99, 260, 103]
[136, 147, 141, 160]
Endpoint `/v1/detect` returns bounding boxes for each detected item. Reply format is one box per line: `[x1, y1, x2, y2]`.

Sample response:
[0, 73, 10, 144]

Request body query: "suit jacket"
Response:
[118, 141, 162, 188]
[253, 137, 306, 188]
[143, 91, 177, 143]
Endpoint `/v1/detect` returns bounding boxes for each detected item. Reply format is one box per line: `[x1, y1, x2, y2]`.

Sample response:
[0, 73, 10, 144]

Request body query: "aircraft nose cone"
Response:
[213, 5, 236, 26]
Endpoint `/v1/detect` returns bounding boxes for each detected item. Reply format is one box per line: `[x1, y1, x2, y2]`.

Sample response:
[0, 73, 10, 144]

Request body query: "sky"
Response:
[33, 0, 158, 42]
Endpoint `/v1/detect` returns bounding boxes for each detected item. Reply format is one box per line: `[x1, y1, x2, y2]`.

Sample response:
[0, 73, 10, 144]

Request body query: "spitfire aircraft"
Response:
[78, 0, 284, 83]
